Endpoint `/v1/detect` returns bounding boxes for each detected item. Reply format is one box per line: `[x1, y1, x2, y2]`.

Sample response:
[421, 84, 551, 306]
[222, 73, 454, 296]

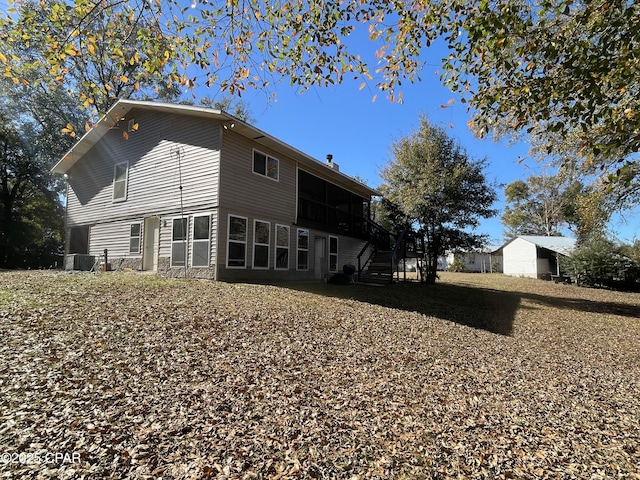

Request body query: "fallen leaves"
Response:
[0, 271, 639, 479]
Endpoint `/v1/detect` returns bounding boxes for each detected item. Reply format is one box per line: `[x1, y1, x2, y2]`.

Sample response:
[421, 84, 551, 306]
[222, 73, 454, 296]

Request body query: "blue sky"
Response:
[242, 80, 525, 246]
[1, 0, 635, 244]
[215, 71, 639, 245]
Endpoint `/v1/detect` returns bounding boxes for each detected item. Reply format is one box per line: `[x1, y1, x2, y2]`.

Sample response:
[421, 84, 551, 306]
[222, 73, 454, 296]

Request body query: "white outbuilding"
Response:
[495, 235, 576, 280]
[441, 245, 503, 273]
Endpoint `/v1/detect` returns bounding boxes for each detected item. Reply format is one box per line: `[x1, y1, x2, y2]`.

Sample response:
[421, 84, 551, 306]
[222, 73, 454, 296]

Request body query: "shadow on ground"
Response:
[517, 289, 640, 319]
[280, 280, 640, 337]
[282, 281, 522, 336]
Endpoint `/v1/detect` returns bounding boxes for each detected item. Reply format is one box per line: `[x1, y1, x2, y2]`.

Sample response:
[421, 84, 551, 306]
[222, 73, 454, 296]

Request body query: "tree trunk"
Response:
[0, 194, 12, 267]
[422, 230, 441, 284]
[425, 255, 438, 284]
[0, 220, 9, 268]
[424, 246, 439, 284]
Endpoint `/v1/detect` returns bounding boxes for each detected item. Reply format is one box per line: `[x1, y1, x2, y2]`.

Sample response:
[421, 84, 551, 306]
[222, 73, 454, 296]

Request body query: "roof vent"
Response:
[326, 154, 339, 171]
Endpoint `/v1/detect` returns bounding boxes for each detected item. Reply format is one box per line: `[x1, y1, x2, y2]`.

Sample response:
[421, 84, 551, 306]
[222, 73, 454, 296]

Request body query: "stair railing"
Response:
[356, 235, 375, 282]
[357, 219, 393, 281]
[390, 225, 410, 282]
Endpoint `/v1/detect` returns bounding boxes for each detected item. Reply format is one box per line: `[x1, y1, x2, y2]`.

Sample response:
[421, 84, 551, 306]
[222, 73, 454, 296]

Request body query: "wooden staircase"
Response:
[357, 222, 425, 285]
[359, 250, 394, 284]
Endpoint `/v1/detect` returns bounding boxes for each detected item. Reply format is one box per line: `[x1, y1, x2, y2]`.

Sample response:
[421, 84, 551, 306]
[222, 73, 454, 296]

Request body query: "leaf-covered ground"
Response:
[1, 271, 639, 479]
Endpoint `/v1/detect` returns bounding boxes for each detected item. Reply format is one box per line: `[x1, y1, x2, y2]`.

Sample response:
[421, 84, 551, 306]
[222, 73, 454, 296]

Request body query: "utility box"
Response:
[65, 254, 96, 271]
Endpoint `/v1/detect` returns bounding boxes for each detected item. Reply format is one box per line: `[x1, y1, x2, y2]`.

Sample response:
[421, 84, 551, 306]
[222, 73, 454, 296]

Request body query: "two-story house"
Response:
[51, 99, 379, 281]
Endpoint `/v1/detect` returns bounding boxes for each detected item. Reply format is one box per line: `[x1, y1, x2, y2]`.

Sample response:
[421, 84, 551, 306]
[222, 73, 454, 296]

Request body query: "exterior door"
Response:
[314, 236, 327, 281]
[142, 217, 160, 271]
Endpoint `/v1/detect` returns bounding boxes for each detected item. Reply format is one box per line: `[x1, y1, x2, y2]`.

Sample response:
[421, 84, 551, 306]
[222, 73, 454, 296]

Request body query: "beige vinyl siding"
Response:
[63, 102, 372, 280]
[89, 221, 142, 261]
[157, 209, 219, 270]
[334, 235, 364, 271]
[158, 216, 174, 259]
[215, 131, 299, 278]
[210, 209, 219, 276]
[218, 130, 296, 223]
[66, 109, 221, 227]
[215, 131, 370, 281]
[215, 207, 285, 278]
[308, 232, 365, 278]
[216, 222, 366, 282]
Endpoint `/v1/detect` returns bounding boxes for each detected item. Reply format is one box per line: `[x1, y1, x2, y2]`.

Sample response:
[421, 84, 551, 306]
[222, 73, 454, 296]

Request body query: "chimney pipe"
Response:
[325, 154, 339, 171]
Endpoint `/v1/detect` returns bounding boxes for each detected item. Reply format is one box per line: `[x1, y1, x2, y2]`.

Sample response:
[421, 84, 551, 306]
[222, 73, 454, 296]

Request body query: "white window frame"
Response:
[129, 223, 142, 254]
[191, 213, 211, 268]
[113, 161, 129, 202]
[227, 214, 248, 269]
[329, 235, 339, 273]
[297, 228, 309, 271]
[253, 220, 271, 269]
[171, 217, 188, 268]
[275, 224, 290, 270]
[252, 149, 279, 181]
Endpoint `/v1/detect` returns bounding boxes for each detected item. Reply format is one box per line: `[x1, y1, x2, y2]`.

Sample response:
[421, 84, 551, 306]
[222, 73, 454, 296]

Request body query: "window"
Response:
[297, 229, 309, 270]
[253, 220, 270, 269]
[113, 162, 129, 202]
[329, 236, 338, 272]
[129, 223, 141, 254]
[192, 215, 211, 267]
[275, 224, 290, 270]
[253, 150, 279, 181]
[171, 218, 188, 267]
[227, 215, 247, 268]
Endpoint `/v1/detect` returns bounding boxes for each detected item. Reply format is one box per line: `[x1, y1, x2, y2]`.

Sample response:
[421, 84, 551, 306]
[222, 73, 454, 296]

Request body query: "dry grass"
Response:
[0, 271, 639, 479]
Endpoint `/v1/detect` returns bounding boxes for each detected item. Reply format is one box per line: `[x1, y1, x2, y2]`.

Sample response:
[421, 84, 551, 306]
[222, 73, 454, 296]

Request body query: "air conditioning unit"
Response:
[65, 254, 96, 271]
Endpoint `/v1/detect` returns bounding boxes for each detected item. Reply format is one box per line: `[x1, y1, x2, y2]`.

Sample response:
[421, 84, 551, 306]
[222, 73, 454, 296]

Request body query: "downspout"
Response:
[173, 146, 188, 279]
[63, 173, 69, 269]
[214, 125, 223, 281]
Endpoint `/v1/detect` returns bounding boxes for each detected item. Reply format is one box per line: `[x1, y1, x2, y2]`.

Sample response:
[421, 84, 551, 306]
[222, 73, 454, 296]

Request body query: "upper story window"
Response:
[113, 162, 129, 202]
[253, 150, 279, 181]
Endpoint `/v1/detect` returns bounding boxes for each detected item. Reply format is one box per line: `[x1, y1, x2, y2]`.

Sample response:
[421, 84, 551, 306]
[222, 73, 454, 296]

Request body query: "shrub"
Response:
[563, 237, 640, 291]
[447, 255, 465, 272]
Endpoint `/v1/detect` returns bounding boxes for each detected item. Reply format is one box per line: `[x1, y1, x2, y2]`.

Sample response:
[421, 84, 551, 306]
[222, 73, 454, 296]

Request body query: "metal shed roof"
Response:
[493, 235, 576, 256]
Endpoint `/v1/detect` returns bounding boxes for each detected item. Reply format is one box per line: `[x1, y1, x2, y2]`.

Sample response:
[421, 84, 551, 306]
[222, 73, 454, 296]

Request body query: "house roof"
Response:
[493, 235, 576, 256]
[481, 245, 503, 254]
[50, 99, 378, 198]
[446, 245, 502, 255]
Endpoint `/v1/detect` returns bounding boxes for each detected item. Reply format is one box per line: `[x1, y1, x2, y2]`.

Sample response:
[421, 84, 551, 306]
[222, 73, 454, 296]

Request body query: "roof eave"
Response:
[50, 99, 229, 175]
[50, 99, 379, 197]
